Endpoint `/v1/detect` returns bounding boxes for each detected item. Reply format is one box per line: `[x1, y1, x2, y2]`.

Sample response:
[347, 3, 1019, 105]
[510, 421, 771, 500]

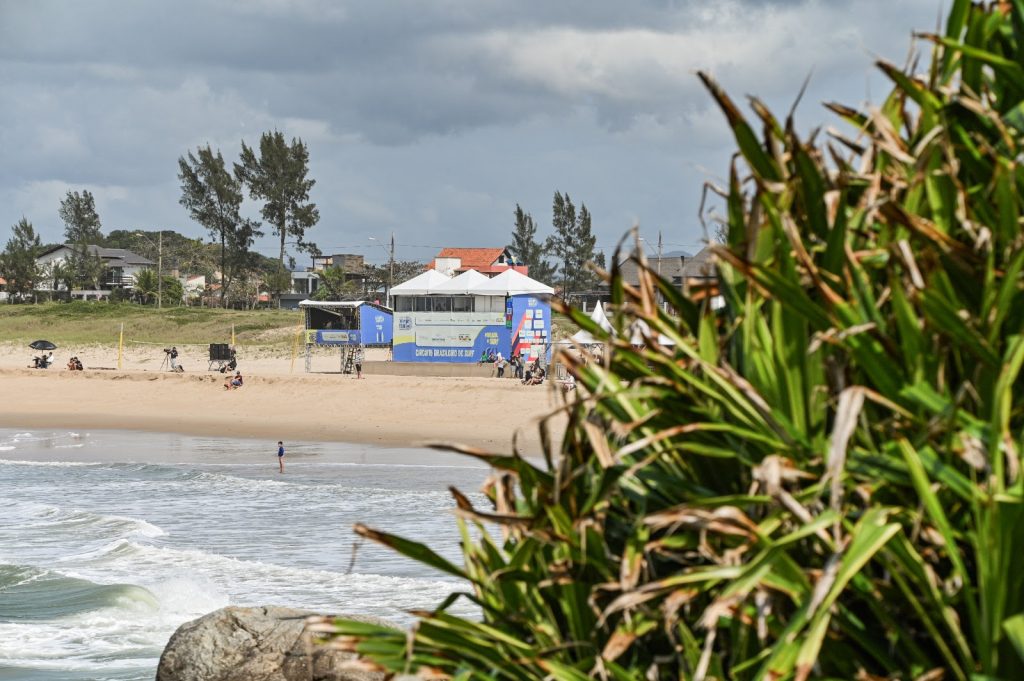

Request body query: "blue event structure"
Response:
[298, 300, 393, 347]
[390, 269, 554, 364]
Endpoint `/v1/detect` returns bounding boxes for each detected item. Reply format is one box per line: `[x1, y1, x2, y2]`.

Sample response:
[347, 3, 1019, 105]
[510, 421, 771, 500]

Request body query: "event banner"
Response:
[306, 329, 358, 345]
[393, 296, 551, 363]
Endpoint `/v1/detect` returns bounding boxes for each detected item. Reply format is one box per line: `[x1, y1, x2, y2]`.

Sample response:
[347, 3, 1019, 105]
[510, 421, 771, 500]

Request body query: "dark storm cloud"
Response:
[1, 0, 943, 253]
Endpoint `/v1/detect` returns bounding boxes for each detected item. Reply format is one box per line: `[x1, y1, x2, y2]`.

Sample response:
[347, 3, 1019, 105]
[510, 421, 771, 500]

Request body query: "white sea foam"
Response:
[0, 427, 485, 680]
[0, 458, 98, 467]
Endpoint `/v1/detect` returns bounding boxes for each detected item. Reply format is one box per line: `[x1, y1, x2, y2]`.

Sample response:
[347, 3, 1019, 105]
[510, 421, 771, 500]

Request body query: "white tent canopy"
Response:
[564, 302, 676, 347]
[570, 301, 612, 345]
[430, 269, 489, 294]
[469, 269, 554, 296]
[389, 269, 450, 295]
[390, 267, 553, 296]
[629, 319, 676, 347]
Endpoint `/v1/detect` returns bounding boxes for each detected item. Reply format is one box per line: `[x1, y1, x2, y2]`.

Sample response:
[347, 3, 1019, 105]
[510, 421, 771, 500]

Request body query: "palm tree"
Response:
[133, 269, 158, 305]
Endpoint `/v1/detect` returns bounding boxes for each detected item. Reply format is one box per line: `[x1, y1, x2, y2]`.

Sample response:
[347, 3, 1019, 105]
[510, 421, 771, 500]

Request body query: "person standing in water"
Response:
[277, 441, 285, 473]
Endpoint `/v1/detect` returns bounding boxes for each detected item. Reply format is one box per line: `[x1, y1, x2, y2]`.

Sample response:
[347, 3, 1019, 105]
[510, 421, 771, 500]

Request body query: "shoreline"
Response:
[0, 366, 567, 454]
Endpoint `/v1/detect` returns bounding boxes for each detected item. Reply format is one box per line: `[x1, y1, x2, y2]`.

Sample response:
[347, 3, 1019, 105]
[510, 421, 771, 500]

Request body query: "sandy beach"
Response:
[0, 343, 569, 454]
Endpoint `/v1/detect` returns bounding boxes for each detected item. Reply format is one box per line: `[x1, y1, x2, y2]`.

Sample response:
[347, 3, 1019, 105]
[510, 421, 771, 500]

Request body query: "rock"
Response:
[156, 605, 394, 681]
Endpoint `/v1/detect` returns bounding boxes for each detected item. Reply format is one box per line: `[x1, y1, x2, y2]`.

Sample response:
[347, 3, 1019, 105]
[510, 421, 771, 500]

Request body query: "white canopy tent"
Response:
[390, 267, 553, 296]
[569, 301, 613, 345]
[388, 269, 450, 295]
[629, 319, 676, 347]
[560, 301, 675, 347]
[470, 269, 554, 296]
[430, 269, 489, 294]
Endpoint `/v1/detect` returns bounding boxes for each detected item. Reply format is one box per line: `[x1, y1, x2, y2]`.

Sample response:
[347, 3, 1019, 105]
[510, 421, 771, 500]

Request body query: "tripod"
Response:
[160, 351, 171, 371]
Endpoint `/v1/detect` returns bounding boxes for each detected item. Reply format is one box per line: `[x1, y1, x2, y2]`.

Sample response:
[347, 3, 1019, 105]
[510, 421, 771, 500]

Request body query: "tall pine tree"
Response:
[178, 145, 261, 307]
[546, 192, 576, 297]
[545, 192, 599, 299]
[572, 203, 597, 293]
[235, 131, 320, 272]
[0, 218, 42, 301]
[58, 190, 102, 244]
[508, 204, 555, 284]
[58, 190, 105, 289]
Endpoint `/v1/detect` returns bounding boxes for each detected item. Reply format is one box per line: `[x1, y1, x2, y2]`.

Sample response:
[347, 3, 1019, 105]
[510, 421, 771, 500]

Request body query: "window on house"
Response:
[452, 296, 472, 312]
[414, 297, 430, 312]
[433, 297, 452, 312]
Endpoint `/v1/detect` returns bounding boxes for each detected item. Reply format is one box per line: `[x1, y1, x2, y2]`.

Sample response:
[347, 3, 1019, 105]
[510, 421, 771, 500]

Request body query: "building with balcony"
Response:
[36, 244, 155, 298]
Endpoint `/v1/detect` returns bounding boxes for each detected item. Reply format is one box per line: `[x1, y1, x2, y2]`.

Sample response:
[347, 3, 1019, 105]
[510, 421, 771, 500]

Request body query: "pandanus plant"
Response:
[313, 2, 1024, 678]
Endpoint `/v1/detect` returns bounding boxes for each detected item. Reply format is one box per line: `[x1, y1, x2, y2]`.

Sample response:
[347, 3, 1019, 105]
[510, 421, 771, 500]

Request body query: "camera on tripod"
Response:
[163, 348, 172, 354]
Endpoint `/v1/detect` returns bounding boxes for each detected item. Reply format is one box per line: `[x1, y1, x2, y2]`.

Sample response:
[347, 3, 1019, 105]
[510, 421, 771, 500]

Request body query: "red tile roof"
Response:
[426, 247, 530, 276]
[432, 248, 506, 269]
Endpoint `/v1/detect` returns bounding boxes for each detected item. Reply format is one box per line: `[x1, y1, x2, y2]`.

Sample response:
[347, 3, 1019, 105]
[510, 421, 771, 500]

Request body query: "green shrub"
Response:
[318, 3, 1024, 678]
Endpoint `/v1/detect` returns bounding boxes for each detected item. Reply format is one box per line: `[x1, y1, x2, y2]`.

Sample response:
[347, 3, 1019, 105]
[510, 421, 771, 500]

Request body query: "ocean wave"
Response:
[169, 469, 468, 509]
[3, 502, 167, 549]
[0, 563, 159, 622]
[0, 566, 222, 678]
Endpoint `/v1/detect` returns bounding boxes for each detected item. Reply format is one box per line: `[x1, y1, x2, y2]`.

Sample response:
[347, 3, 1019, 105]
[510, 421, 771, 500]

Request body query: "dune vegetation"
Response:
[0, 302, 302, 346]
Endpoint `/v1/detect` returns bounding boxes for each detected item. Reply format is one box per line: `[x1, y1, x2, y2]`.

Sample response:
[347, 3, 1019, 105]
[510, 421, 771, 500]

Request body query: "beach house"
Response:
[36, 244, 155, 299]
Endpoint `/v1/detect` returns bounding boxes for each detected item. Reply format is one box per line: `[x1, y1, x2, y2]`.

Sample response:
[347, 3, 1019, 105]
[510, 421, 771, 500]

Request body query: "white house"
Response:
[37, 244, 155, 294]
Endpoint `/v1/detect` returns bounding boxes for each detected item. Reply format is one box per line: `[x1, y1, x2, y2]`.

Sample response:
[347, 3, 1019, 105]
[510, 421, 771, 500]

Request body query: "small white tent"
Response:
[629, 319, 676, 347]
[388, 269, 449, 295]
[570, 301, 613, 345]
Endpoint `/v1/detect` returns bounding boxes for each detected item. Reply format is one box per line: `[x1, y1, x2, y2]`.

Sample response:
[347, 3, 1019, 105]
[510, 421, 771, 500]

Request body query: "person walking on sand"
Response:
[354, 346, 364, 379]
[277, 441, 285, 473]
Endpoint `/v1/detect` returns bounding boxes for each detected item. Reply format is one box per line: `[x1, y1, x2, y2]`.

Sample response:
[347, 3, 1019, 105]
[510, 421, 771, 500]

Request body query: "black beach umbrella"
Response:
[29, 340, 57, 351]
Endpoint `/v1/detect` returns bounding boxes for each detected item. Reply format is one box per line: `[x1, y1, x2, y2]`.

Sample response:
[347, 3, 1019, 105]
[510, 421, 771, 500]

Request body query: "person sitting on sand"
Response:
[30, 352, 52, 369]
[522, 358, 542, 384]
[527, 366, 546, 386]
[224, 371, 243, 390]
[218, 348, 237, 374]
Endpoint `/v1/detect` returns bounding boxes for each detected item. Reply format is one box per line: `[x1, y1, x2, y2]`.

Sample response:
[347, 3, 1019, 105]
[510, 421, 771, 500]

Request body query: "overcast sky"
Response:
[1, 0, 945, 267]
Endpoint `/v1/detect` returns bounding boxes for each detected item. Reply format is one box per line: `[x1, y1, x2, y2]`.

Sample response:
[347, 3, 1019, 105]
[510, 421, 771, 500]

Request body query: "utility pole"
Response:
[157, 230, 163, 309]
[657, 230, 663, 277]
[387, 231, 395, 309]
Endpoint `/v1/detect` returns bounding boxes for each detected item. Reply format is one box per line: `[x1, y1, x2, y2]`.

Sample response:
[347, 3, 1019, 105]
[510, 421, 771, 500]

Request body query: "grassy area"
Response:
[0, 302, 582, 348]
[0, 302, 303, 346]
